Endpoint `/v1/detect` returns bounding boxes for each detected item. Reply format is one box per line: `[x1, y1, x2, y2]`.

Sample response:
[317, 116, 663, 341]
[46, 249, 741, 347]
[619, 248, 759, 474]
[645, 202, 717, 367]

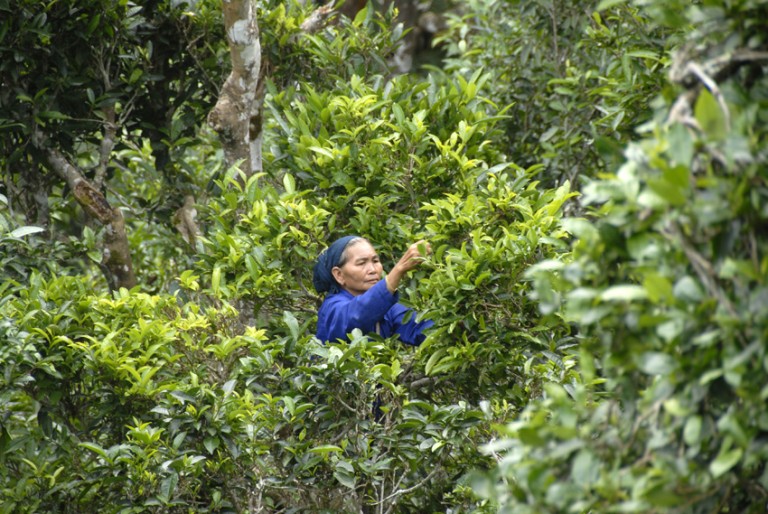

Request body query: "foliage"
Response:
[180, 58, 576, 507]
[0, 0, 228, 292]
[438, 0, 677, 189]
[1, 1, 576, 512]
[0, 0, 224, 165]
[2, 0, 767, 512]
[479, 0, 768, 511]
[0, 253, 556, 513]
[259, 0, 403, 89]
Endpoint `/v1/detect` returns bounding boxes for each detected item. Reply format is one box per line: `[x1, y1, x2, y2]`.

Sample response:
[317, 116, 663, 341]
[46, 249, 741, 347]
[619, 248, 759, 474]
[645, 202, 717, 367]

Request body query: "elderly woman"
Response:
[313, 235, 433, 345]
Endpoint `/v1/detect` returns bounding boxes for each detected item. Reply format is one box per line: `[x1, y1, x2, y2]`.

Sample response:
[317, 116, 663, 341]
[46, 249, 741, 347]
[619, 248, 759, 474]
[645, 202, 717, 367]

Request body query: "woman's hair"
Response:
[336, 237, 367, 268]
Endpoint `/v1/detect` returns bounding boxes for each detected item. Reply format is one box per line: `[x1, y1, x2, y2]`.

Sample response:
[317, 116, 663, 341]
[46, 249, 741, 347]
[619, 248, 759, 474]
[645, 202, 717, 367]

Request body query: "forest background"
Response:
[1, 0, 768, 512]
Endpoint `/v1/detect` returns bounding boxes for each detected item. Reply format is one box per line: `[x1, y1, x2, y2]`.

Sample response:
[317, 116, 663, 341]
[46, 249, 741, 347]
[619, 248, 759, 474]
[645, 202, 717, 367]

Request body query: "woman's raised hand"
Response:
[386, 240, 431, 293]
[397, 240, 432, 272]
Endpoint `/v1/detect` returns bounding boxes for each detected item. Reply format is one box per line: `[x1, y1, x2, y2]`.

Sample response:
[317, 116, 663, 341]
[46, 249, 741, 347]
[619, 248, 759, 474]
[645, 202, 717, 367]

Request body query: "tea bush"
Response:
[2, 0, 765, 512]
[478, 0, 768, 511]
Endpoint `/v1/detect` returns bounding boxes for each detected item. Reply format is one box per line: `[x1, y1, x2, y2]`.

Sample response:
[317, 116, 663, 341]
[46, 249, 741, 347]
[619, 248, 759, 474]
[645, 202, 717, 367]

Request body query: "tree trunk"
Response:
[208, 0, 264, 178]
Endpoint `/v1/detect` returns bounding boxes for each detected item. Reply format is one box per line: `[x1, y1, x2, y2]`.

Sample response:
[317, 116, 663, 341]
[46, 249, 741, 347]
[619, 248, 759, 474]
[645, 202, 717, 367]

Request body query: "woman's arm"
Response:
[385, 303, 434, 346]
[317, 279, 396, 342]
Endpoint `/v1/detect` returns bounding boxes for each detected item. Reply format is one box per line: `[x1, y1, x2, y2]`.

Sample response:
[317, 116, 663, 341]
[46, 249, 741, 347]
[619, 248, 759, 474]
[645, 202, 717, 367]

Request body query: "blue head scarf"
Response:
[313, 235, 360, 294]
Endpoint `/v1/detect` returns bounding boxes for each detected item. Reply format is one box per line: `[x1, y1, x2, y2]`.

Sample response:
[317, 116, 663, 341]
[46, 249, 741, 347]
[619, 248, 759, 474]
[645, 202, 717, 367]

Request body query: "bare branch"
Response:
[667, 89, 700, 131]
[667, 47, 768, 132]
[173, 194, 202, 249]
[94, 106, 117, 191]
[374, 468, 441, 513]
[300, 1, 336, 33]
[408, 376, 437, 389]
[662, 222, 737, 320]
[33, 129, 136, 290]
[686, 61, 731, 130]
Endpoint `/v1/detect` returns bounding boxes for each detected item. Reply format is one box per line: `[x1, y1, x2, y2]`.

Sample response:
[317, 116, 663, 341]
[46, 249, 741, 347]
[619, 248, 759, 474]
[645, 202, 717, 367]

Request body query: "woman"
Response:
[313, 235, 433, 345]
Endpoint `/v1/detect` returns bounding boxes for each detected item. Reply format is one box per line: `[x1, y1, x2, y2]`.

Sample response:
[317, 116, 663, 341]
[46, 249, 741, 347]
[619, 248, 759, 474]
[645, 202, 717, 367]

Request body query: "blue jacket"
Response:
[316, 279, 433, 345]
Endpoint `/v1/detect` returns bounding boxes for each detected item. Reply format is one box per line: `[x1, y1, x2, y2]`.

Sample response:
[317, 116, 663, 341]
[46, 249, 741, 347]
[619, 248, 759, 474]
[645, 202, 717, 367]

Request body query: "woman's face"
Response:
[332, 240, 383, 296]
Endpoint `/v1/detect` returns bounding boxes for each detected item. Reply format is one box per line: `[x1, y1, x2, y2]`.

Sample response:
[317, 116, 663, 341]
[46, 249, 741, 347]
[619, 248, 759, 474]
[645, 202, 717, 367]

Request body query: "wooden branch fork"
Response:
[33, 130, 137, 291]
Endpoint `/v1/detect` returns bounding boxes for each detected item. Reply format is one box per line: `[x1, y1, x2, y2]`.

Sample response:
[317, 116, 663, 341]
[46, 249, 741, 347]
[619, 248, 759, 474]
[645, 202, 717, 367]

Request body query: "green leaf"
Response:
[203, 437, 220, 454]
[9, 225, 45, 238]
[211, 265, 222, 294]
[646, 177, 686, 206]
[334, 460, 356, 489]
[664, 164, 689, 190]
[283, 310, 300, 340]
[643, 272, 673, 303]
[637, 352, 676, 375]
[694, 89, 727, 141]
[159, 473, 178, 503]
[283, 173, 296, 194]
[392, 102, 405, 125]
[425, 348, 446, 376]
[79, 442, 110, 461]
[600, 285, 648, 302]
[0, 424, 10, 455]
[571, 450, 597, 486]
[309, 146, 334, 159]
[673, 276, 704, 302]
[683, 416, 702, 445]
[626, 50, 662, 61]
[668, 123, 694, 166]
[222, 379, 236, 397]
[709, 446, 742, 478]
[86, 14, 101, 36]
[597, 0, 626, 9]
[309, 445, 342, 455]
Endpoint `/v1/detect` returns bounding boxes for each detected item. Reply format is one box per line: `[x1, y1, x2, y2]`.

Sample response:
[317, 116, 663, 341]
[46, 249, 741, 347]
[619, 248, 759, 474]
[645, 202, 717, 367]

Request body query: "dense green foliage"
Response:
[2, 0, 767, 512]
[438, 0, 675, 189]
[476, 1, 768, 512]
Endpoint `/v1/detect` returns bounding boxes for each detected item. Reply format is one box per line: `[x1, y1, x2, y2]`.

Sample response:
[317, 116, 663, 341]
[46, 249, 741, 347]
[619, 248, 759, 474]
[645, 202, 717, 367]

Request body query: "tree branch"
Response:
[34, 130, 136, 290]
[94, 106, 117, 191]
[173, 194, 202, 249]
[686, 61, 731, 130]
[667, 48, 768, 131]
[300, 1, 336, 33]
[662, 222, 738, 320]
[374, 468, 441, 512]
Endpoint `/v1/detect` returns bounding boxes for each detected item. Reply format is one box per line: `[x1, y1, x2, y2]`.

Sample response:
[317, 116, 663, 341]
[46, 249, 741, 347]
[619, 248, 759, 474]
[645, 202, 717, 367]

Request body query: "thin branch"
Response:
[33, 129, 136, 290]
[686, 61, 730, 130]
[374, 468, 440, 510]
[668, 48, 768, 131]
[380, 470, 408, 514]
[667, 88, 700, 130]
[300, 1, 336, 33]
[408, 376, 437, 389]
[702, 48, 768, 81]
[662, 223, 739, 321]
[94, 106, 116, 190]
[749, 228, 759, 272]
[173, 194, 202, 248]
[334, 394, 358, 414]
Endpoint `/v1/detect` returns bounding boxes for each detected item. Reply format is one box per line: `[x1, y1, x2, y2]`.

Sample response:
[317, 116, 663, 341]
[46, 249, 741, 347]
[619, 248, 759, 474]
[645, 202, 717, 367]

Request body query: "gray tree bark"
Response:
[208, 0, 264, 178]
